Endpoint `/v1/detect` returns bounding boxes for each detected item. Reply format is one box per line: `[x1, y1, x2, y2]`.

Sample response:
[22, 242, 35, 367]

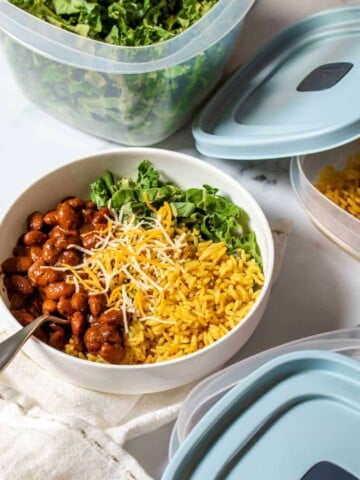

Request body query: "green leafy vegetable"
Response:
[9, 0, 219, 46]
[89, 170, 116, 207]
[5, 0, 234, 146]
[136, 160, 160, 189]
[89, 161, 262, 265]
[4, 33, 231, 145]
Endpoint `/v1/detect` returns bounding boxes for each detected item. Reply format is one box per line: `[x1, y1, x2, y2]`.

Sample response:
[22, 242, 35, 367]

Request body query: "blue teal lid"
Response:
[193, 7, 360, 160]
[162, 350, 360, 480]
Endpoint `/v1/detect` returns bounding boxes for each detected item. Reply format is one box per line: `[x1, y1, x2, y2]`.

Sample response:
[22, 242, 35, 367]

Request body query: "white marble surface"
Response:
[1, 2, 360, 478]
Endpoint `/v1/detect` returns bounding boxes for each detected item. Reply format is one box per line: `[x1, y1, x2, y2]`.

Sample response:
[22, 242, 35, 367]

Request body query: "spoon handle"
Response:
[0, 315, 48, 371]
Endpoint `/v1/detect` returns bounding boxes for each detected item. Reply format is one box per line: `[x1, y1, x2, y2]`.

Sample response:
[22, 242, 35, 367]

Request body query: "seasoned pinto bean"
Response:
[10, 275, 34, 295]
[27, 211, 44, 231]
[44, 282, 75, 300]
[9, 292, 26, 310]
[57, 203, 79, 230]
[84, 323, 121, 352]
[23, 230, 47, 247]
[12, 309, 34, 325]
[42, 298, 58, 315]
[71, 292, 88, 312]
[54, 233, 81, 250]
[1, 256, 32, 274]
[48, 227, 81, 249]
[71, 335, 84, 352]
[57, 297, 74, 318]
[30, 246, 43, 262]
[66, 197, 85, 210]
[80, 223, 95, 235]
[99, 309, 123, 325]
[28, 260, 60, 287]
[82, 208, 94, 224]
[91, 207, 110, 226]
[43, 210, 58, 226]
[42, 239, 61, 265]
[83, 325, 101, 352]
[27, 260, 42, 285]
[89, 294, 106, 317]
[81, 232, 99, 249]
[49, 328, 66, 350]
[71, 311, 86, 336]
[57, 250, 81, 266]
[40, 269, 60, 287]
[48, 225, 64, 239]
[99, 343, 124, 364]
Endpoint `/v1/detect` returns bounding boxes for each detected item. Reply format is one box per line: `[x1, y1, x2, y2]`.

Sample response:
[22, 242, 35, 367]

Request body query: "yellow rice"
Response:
[315, 155, 360, 220]
[123, 240, 263, 364]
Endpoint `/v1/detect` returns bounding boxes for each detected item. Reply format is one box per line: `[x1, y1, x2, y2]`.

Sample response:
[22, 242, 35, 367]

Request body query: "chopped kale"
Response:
[9, 0, 219, 46]
[90, 161, 262, 265]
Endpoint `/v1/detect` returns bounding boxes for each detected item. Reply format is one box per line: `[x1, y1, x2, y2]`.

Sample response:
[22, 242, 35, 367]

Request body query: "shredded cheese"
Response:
[57, 208, 187, 330]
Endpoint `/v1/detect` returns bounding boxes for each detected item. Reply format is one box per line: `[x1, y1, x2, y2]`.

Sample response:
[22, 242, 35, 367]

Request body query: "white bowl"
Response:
[0, 148, 274, 394]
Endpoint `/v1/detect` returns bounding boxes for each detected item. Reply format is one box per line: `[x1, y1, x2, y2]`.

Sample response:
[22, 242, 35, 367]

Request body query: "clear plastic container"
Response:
[0, 0, 254, 146]
[169, 327, 360, 459]
[290, 140, 360, 260]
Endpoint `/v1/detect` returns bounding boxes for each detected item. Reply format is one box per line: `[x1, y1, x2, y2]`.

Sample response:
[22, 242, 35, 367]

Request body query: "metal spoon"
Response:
[0, 314, 69, 371]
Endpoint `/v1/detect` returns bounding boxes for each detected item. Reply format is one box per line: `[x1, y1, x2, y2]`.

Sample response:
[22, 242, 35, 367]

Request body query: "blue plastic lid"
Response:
[162, 350, 360, 479]
[193, 7, 360, 160]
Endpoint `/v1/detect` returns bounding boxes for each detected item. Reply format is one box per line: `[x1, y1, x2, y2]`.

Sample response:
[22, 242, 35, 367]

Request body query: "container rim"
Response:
[290, 155, 360, 260]
[0, 0, 255, 73]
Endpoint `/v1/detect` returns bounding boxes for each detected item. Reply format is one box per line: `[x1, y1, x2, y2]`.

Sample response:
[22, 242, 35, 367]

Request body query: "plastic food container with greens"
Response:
[0, 0, 254, 146]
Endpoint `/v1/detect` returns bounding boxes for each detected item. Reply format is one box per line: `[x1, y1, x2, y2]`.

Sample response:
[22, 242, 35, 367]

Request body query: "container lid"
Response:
[170, 327, 360, 457]
[193, 7, 360, 160]
[163, 350, 360, 480]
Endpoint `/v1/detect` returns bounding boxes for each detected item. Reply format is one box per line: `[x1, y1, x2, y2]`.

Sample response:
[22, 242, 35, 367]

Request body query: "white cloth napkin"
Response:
[0, 219, 291, 480]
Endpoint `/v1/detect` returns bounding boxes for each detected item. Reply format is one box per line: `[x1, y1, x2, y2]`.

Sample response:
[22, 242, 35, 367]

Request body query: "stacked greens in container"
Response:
[9, 0, 219, 46]
[5, 0, 235, 145]
[5, 0, 230, 145]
